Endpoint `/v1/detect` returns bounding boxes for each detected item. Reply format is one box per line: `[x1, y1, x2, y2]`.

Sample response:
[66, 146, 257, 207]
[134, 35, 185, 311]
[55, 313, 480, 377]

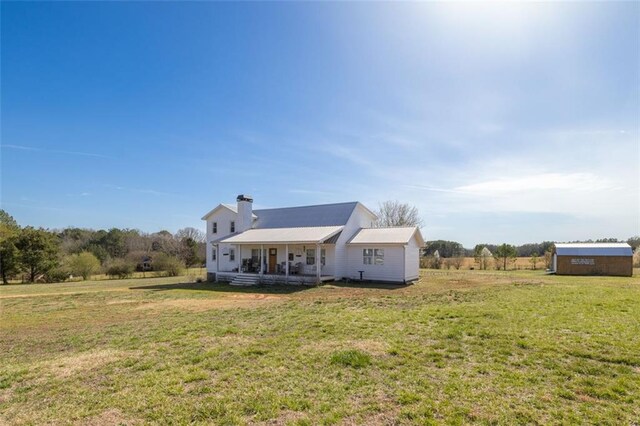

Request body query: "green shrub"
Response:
[105, 259, 134, 279]
[330, 349, 371, 368]
[67, 252, 101, 280]
[45, 266, 70, 283]
[153, 253, 184, 277]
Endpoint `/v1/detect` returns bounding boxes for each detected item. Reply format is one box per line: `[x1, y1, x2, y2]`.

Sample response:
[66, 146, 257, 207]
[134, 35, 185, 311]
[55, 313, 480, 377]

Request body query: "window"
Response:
[229, 248, 235, 261]
[363, 249, 373, 265]
[212, 222, 217, 234]
[306, 249, 315, 265]
[321, 249, 326, 266]
[251, 249, 260, 265]
[230, 221, 235, 233]
[374, 249, 384, 265]
[211, 246, 216, 261]
[363, 248, 383, 265]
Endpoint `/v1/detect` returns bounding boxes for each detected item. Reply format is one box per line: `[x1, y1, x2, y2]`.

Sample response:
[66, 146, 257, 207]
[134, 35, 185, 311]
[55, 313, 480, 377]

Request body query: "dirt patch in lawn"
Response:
[79, 408, 141, 426]
[0, 288, 131, 300]
[200, 335, 254, 347]
[136, 294, 284, 312]
[106, 299, 139, 305]
[42, 349, 136, 379]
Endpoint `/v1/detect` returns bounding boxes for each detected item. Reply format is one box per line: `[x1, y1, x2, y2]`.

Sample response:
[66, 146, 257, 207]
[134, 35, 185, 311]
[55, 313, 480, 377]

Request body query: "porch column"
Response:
[260, 245, 264, 275]
[285, 244, 289, 283]
[238, 245, 241, 272]
[316, 243, 321, 283]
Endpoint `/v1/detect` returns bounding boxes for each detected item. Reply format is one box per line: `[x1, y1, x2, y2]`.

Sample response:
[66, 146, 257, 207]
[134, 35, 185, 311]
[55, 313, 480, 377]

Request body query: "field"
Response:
[423, 257, 550, 270]
[1, 270, 639, 425]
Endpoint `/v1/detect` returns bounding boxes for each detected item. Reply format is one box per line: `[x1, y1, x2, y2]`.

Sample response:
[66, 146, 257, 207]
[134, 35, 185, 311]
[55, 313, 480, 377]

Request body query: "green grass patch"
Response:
[1, 269, 639, 424]
[330, 349, 371, 368]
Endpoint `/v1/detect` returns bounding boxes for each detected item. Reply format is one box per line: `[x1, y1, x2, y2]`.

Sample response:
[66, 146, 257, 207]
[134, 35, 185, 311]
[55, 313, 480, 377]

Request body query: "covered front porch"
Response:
[217, 243, 335, 285]
[214, 226, 342, 285]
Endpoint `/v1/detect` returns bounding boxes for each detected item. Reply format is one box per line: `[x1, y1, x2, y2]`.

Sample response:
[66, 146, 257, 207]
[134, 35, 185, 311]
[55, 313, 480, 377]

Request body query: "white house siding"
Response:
[346, 245, 406, 283]
[404, 237, 420, 282]
[334, 204, 377, 279]
[205, 207, 238, 273]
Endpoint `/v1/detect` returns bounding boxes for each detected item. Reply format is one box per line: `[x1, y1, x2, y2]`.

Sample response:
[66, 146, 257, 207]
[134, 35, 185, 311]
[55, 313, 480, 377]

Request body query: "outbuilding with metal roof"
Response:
[552, 243, 633, 277]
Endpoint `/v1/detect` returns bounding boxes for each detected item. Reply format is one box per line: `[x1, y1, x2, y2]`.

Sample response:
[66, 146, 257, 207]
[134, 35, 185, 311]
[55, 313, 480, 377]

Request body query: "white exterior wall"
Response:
[205, 207, 238, 273]
[404, 236, 420, 281]
[334, 204, 377, 279]
[346, 245, 406, 282]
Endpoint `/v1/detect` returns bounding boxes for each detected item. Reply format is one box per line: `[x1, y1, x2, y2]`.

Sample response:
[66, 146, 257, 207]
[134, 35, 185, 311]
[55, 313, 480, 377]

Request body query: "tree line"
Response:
[0, 210, 205, 284]
[423, 237, 640, 271]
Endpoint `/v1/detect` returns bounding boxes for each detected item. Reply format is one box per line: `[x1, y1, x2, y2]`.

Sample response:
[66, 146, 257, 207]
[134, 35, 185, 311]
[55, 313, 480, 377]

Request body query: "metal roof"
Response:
[322, 231, 342, 244]
[555, 243, 633, 257]
[348, 227, 424, 245]
[218, 226, 344, 244]
[252, 202, 360, 229]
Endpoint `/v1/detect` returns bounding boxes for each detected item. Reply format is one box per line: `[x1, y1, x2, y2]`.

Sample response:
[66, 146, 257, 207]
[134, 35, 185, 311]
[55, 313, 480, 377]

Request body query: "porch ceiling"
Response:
[218, 226, 343, 245]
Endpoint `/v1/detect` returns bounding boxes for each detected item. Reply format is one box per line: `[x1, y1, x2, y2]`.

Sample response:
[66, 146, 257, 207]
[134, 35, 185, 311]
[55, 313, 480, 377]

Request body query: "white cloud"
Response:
[1, 144, 114, 159]
[456, 173, 617, 195]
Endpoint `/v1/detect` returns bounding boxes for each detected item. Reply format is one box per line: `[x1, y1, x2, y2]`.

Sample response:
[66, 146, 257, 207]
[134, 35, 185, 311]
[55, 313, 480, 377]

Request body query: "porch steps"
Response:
[229, 274, 260, 287]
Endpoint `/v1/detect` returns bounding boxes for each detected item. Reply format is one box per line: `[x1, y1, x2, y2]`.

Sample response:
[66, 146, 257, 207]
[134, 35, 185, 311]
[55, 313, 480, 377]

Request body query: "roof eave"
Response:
[218, 226, 344, 245]
[201, 204, 235, 221]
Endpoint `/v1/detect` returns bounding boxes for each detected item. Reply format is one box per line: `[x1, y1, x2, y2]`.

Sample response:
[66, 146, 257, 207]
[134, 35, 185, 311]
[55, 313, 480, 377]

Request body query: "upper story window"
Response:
[230, 221, 235, 233]
[212, 222, 217, 234]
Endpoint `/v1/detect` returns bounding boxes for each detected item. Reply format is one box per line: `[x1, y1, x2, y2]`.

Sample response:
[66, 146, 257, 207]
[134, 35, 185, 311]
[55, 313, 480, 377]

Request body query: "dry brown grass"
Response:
[41, 349, 137, 379]
[79, 408, 141, 426]
[438, 256, 547, 270]
[135, 293, 283, 312]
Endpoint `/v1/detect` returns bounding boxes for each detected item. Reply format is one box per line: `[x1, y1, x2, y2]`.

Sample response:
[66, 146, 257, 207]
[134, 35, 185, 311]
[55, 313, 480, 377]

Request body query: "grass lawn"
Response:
[1, 270, 639, 424]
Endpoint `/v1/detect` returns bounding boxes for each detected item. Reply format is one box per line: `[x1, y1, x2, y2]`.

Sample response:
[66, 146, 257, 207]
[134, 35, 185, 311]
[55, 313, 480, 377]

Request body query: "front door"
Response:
[268, 248, 277, 273]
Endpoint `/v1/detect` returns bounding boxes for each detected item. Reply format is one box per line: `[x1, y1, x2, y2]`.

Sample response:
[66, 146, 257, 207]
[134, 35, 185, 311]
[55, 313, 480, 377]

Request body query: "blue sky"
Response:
[1, 2, 638, 247]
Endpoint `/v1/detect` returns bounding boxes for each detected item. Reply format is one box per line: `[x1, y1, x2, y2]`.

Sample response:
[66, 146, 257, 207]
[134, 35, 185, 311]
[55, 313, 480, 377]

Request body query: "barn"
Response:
[552, 243, 634, 277]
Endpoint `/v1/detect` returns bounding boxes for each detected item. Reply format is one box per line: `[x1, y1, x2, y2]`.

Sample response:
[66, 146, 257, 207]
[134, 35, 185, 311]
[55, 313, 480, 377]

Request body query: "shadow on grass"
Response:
[327, 280, 411, 290]
[130, 280, 411, 294]
[129, 281, 312, 295]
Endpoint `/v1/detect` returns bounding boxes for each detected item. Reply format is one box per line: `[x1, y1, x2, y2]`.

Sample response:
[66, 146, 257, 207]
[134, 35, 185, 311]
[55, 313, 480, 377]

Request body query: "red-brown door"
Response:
[268, 248, 277, 273]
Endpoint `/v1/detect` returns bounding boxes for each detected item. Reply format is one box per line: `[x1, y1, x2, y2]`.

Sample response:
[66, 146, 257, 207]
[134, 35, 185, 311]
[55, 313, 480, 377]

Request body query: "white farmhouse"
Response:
[202, 195, 424, 285]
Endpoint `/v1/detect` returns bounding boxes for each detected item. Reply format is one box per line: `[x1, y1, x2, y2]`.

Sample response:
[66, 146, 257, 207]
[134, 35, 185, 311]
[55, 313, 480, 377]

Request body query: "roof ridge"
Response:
[253, 201, 359, 212]
[249, 225, 344, 230]
[366, 226, 417, 229]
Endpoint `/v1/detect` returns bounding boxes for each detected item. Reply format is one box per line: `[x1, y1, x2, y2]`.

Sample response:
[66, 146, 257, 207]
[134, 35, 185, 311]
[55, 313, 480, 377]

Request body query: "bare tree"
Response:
[125, 231, 153, 254]
[175, 227, 205, 243]
[451, 255, 464, 270]
[529, 252, 539, 270]
[374, 201, 423, 227]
